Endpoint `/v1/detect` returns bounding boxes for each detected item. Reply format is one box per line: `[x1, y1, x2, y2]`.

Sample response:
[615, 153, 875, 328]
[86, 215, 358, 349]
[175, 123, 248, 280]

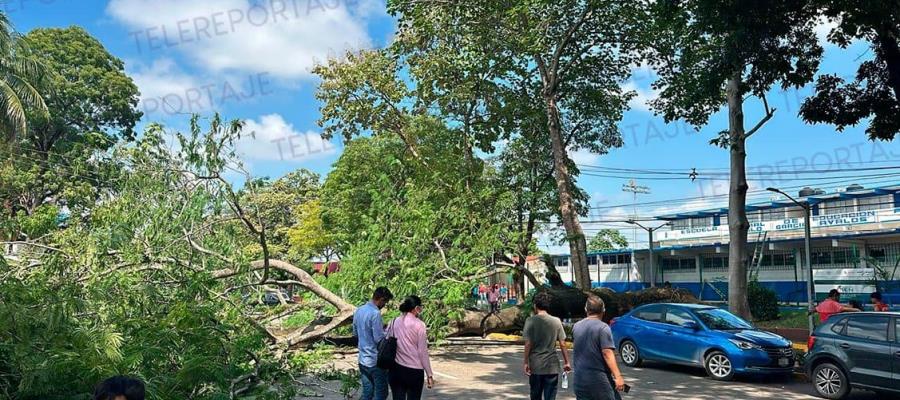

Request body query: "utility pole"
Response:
[626, 220, 671, 288]
[622, 180, 650, 287]
[767, 187, 816, 335]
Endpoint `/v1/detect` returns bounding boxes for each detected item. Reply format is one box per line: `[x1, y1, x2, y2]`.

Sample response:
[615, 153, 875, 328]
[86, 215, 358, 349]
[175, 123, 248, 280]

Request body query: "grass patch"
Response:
[755, 309, 808, 329]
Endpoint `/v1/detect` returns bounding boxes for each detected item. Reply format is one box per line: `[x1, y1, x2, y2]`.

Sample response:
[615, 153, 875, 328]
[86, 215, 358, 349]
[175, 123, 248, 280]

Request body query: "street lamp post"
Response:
[767, 187, 816, 335]
[627, 220, 672, 288]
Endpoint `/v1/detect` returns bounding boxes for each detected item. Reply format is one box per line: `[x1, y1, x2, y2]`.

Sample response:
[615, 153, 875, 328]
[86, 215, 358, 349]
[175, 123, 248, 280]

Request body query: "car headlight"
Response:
[728, 339, 762, 350]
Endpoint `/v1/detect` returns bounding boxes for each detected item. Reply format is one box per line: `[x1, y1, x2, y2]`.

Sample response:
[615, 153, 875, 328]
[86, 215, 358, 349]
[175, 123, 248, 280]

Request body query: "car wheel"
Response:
[619, 340, 642, 367]
[812, 363, 850, 400]
[704, 351, 735, 381]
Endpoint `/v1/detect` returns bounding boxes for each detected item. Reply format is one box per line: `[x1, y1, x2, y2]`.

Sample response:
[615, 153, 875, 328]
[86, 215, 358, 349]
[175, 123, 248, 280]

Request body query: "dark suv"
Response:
[805, 312, 900, 399]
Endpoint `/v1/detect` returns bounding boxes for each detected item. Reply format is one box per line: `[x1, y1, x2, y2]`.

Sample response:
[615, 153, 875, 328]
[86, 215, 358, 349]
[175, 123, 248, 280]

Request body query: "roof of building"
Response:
[655, 184, 900, 220]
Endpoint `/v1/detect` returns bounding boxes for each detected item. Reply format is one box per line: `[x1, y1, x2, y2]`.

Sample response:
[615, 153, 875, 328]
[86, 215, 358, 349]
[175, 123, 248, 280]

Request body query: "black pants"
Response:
[388, 364, 424, 400]
[529, 374, 559, 400]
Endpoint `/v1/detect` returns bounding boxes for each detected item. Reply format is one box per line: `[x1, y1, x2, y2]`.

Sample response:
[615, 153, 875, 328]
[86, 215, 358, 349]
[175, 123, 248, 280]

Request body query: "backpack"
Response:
[376, 319, 398, 369]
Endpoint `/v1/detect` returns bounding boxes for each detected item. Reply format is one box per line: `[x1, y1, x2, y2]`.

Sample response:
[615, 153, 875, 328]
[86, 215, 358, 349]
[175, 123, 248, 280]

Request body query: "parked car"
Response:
[805, 311, 900, 399]
[611, 303, 794, 381]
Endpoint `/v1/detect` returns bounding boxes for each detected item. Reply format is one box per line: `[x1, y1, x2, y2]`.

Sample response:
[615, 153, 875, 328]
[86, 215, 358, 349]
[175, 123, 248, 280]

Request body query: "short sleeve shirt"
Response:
[523, 313, 566, 375]
[816, 299, 843, 322]
[572, 318, 615, 374]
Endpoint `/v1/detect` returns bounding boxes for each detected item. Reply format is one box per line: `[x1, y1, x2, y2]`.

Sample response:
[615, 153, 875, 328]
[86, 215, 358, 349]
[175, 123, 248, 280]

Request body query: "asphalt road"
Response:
[320, 344, 880, 400]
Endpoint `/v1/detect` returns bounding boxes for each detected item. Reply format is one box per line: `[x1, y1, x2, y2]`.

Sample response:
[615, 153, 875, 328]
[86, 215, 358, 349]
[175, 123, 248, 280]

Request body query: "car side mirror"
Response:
[682, 321, 700, 330]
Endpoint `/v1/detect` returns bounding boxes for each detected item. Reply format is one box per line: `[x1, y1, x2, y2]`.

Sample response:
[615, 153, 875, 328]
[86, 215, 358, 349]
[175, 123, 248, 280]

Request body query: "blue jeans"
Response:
[359, 364, 388, 400]
[529, 374, 559, 400]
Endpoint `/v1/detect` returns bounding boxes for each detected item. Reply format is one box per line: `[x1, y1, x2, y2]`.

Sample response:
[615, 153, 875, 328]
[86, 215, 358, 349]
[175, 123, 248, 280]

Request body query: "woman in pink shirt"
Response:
[387, 296, 434, 400]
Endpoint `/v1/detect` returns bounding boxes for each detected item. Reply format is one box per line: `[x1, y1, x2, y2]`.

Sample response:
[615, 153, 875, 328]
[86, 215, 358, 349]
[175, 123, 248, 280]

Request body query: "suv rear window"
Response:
[830, 317, 847, 335]
[845, 316, 889, 342]
[634, 305, 663, 322]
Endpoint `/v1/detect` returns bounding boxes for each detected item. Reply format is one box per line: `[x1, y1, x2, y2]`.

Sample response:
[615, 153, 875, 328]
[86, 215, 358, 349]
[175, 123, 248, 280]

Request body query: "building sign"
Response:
[659, 207, 900, 241]
[813, 268, 876, 299]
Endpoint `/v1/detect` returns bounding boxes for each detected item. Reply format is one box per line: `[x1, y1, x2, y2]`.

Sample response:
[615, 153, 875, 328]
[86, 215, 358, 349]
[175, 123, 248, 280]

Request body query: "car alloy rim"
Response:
[621, 343, 636, 364]
[815, 367, 842, 396]
[708, 354, 731, 377]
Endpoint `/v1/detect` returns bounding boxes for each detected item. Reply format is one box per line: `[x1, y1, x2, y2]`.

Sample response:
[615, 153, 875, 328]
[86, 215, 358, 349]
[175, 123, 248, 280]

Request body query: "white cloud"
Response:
[108, 0, 381, 79]
[237, 113, 337, 162]
[129, 58, 203, 115]
[621, 81, 658, 113]
[130, 58, 279, 117]
[569, 149, 600, 165]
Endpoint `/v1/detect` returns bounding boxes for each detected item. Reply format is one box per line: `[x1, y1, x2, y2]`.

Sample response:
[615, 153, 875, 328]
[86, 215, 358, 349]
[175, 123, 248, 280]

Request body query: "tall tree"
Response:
[645, 0, 822, 318]
[319, 118, 512, 330]
[389, 0, 640, 291]
[0, 12, 46, 139]
[588, 229, 629, 252]
[801, 0, 900, 140]
[2, 27, 141, 240]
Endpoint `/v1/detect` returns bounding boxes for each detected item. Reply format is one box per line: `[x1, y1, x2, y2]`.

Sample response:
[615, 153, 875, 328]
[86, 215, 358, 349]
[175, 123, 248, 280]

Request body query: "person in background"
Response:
[479, 283, 488, 304]
[93, 376, 145, 400]
[353, 287, 394, 400]
[488, 284, 501, 314]
[871, 291, 890, 312]
[388, 295, 434, 400]
[816, 289, 860, 322]
[500, 284, 509, 303]
[524, 291, 571, 400]
[572, 295, 624, 400]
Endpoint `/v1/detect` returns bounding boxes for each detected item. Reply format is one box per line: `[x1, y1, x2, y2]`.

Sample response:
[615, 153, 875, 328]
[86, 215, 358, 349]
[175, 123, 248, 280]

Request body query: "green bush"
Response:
[748, 280, 780, 321]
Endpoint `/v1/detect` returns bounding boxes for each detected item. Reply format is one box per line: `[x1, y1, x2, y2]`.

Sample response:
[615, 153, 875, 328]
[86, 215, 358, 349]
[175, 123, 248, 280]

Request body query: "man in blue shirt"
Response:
[353, 287, 393, 400]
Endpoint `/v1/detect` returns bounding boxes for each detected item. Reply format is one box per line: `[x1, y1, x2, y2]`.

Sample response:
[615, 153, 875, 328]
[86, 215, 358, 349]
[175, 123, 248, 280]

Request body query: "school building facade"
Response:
[539, 184, 900, 303]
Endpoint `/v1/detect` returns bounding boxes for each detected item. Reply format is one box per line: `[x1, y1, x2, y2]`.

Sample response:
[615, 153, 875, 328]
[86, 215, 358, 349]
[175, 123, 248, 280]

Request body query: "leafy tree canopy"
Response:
[588, 229, 629, 252]
[800, 0, 900, 140]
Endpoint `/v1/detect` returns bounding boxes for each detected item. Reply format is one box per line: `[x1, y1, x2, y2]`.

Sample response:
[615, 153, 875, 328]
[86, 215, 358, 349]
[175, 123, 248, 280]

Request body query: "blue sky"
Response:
[10, 1, 900, 252]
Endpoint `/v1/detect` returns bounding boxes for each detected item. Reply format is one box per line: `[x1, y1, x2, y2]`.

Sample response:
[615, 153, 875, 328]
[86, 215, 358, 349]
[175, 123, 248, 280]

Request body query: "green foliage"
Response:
[2, 26, 142, 243]
[800, 0, 900, 140]
[0, 116, 317, 399]
[748, 280, 780, 321]
[0, 12, 48, 138]
[645, 0, 822, 127]
[320, 117, 511, 338]
[587, 229, 628, 252]
[26, 26, 142, 142]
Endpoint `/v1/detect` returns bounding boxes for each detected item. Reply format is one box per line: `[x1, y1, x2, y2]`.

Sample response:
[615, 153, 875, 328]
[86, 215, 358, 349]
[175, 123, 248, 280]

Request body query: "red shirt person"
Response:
[816, 289, 861, 322]
[871, 291, 890, 312]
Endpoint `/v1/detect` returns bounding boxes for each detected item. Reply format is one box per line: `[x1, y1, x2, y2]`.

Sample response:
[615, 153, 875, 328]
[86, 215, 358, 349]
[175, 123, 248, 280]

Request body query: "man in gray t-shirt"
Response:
[572, 295, 624, 400]
[523, 292, 571, 400]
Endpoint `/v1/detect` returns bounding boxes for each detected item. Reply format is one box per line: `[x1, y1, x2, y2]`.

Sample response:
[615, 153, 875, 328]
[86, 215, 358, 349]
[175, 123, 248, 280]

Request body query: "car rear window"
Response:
[664, 308, 694, 326]
[634, 305, 663, 322]
[830, 317, 846, 335]
[845, 316, 889, 342]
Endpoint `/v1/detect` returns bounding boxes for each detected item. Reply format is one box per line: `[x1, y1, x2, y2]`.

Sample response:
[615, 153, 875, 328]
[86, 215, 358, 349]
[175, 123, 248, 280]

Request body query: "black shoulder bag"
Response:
[376, 319, 398, 369]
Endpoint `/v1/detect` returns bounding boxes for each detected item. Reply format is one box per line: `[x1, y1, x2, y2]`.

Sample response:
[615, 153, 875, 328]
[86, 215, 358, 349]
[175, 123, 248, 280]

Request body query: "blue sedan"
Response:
[610, 303, 795, 381]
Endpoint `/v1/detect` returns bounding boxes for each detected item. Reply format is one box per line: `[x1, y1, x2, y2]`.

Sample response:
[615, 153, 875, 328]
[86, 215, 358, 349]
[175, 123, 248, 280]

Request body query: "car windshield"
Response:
[694, 308, 753, 330]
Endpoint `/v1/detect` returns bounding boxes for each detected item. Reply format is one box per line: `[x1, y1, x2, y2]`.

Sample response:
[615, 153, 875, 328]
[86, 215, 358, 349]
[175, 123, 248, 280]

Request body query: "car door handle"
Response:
[839, 343, 851, 349]
[664, 330, 673, 335]
[895, 351, 900, 358]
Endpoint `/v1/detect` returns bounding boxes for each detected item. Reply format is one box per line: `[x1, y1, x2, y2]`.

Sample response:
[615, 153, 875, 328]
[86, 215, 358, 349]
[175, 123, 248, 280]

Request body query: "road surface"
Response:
[319, 344, 879, 400]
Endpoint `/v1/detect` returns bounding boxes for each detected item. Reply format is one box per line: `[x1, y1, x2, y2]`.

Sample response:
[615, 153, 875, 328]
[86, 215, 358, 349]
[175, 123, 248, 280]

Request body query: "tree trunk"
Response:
[543, 93, 591, 291]
[449, 307, 523, 337]
[726, 73, 752, 320]
[876, 31, 900, 101]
